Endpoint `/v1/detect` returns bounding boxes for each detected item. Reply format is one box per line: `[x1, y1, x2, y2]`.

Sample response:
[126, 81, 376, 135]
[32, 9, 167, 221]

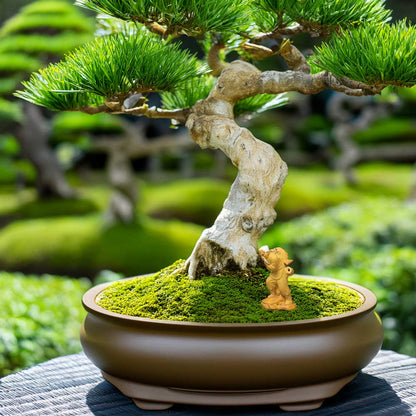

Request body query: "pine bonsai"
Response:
[17, 0, 416, 278]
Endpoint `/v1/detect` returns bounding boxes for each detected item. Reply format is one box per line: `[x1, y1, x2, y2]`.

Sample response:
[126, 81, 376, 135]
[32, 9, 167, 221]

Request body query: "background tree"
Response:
[0, 0, 94, 198]
[17, 0, 416, 278]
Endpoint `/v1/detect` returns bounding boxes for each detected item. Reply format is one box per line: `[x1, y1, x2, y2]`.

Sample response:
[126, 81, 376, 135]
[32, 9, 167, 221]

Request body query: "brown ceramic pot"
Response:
[80, 276, 383, 412]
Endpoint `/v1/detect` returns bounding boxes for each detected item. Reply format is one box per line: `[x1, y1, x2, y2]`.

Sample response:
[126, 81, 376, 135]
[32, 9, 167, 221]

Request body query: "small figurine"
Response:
[259, 246, 297, 311]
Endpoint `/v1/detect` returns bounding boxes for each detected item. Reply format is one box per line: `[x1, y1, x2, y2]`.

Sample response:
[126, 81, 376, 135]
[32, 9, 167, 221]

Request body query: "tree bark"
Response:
[104, 146, 138, 225]
[16, 102, 76, 199]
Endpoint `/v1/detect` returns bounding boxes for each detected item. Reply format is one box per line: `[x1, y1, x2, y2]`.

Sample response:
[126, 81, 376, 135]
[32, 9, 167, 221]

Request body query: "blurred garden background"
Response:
[1, 0, 416, 377]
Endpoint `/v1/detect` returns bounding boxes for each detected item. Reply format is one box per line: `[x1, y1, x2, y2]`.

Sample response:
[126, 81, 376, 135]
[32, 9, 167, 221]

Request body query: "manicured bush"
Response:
[0, 271, 90, 377]
[51, 112, 123, 143]
[261, 197, 416, 355]
[15, 198, 99, 218]
[0, 215, 202, 277]
[278, 163, 413, 219]
[142, 178, 230, 226]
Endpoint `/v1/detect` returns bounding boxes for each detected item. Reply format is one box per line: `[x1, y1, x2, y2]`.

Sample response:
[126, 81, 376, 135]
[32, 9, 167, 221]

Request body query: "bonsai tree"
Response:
[0, 0, 94, 198]
[17, 0, 416, 278]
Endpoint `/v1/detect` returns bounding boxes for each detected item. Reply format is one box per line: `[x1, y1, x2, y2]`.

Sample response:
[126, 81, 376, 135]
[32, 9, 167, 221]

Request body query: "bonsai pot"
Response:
[80, 275, 383, 412]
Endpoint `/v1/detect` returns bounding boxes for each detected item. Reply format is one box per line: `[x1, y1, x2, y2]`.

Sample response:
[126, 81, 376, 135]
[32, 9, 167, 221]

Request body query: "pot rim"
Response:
[83, 274, 377, 329]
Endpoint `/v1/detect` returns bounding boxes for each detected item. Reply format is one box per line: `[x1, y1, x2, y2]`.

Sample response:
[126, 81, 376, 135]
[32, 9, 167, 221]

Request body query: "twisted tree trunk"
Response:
[185, 62, 288, 279]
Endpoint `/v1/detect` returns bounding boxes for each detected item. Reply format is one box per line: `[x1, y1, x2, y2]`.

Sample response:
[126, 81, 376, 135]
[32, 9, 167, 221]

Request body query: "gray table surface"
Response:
[0, 350, 415, 415]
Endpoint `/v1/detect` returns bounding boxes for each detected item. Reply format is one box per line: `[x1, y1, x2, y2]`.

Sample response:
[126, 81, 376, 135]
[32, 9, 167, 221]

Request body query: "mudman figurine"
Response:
[259, 246, 297, 311]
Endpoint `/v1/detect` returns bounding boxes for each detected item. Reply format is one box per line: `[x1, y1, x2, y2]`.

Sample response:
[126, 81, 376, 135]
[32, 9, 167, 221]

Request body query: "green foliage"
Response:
[0, 33, 93, 55]
[0, 98, 22, 123]
[161, 76, 215, 110]
[18, 0, 87, 16]
[97, 260, 362, 323]
[252, 7, 286, 33]
[0, 53, 40, 74]
[76, 0, 251, 35]
[15, 198, 99, 218]
[0, 272, 90, 376]
[0, 215, 202, 276]
[261, 197, 416, 355]
[52, 112, 123, 141]
[15, 63, 104, 111]
[143, 178, 230, 226]
[16, 31, 205, 110]
[255, 0, 390, 29]
[234, 93, 288, 117]
[0, 0, 94, 37]
[0, 15, 92, 37]
[0, 76, 22, 96]
[311, 21, 416, 87]
[353, 117, 416, 143]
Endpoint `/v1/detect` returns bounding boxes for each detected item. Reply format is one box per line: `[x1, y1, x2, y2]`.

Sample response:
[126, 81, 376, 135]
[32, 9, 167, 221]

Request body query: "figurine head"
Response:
[259, 246, 293, 272]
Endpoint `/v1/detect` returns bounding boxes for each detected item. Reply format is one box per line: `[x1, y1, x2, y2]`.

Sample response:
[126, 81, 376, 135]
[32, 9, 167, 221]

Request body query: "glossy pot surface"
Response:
[80, 276, 383, 391]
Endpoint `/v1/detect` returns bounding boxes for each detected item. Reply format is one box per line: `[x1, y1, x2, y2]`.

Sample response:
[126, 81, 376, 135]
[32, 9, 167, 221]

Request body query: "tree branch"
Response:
[260, 70, 381, 96]
[279, 39, 310, 73]
[145, 22, 167, 37]
[251, 24, 304, 44]
[240, 42, 280, 60]
[208, 35, 228, 77]
[123, 106, 191, 124]
[74, 102, 190, 124]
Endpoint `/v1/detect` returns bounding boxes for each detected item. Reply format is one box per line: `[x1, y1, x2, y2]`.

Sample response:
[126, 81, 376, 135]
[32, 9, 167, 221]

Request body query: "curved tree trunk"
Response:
[17, 102, 76, 199]
[185, 62, 288, 279]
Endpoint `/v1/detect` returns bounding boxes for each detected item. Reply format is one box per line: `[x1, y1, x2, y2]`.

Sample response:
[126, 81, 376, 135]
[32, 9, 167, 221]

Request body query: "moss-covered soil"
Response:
[97, 260, 362, 323]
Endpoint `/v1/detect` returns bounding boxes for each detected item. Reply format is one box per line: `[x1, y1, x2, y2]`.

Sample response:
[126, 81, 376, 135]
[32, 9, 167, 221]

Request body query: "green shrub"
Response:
[261, 197, 416, 355]
[0, 53, 40, 73]
[51, 111, 123, 142]
[143, 178, 230, 226]
[353, 117, 416, 144]
[0, 215, 202, 277]
[0, 33, 94, 56]
[278, 163, 413, 219]
[0, 272, 90, 377]
[16, 198, 99, 218]
[0, 14, 93, 37]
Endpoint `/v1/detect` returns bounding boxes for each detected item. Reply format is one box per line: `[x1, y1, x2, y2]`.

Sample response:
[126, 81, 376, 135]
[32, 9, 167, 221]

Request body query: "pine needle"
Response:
[311, 20, 416, 87]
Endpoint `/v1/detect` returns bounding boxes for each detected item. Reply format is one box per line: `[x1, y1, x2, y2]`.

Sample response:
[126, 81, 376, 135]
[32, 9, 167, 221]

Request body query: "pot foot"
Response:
[279, 399, 324, 411]
[133, 399, 173, 410]
[102, 370, 357, 410]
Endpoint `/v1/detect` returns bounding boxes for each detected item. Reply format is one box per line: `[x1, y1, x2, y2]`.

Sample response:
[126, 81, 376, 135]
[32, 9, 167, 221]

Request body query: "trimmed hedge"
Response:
[0, 272, 90, 377]
[142, 178, 230, 226]
[261, 197, 416, 355]
[0, 215, 202, 277]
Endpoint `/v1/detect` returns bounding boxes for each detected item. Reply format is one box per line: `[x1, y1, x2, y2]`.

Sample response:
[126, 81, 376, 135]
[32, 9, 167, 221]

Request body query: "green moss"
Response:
[97, 260, 362, 323]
